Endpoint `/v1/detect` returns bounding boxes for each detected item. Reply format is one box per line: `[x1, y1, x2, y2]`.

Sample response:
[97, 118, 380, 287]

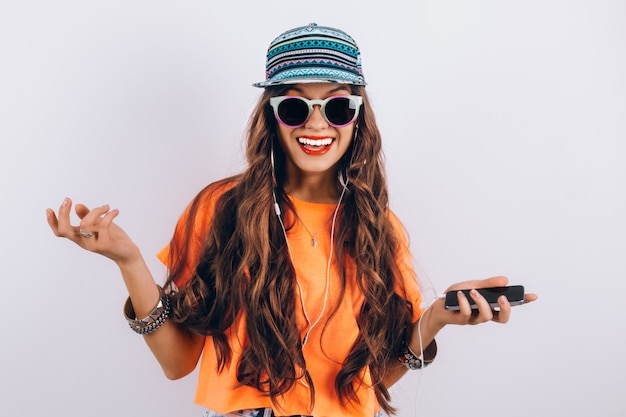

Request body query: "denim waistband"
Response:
[204, 408, 383, 417]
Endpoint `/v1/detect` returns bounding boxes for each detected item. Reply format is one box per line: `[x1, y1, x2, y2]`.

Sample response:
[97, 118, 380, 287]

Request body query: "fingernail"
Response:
[62, 198, 68, 207]
[499, 295, 509, 304]
[470, 289, 479, 297]
[45, 209, 51, 217]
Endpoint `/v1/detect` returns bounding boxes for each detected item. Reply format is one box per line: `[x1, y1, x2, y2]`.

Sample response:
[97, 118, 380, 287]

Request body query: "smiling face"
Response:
[274, 83, 357, 193]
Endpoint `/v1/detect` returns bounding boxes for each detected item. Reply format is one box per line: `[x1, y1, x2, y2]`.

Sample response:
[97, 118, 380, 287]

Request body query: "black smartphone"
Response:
[444, 285, 525, 311]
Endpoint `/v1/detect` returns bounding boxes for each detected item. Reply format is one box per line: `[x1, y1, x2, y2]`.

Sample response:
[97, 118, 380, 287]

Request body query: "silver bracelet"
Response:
[123, 286, 171, 335]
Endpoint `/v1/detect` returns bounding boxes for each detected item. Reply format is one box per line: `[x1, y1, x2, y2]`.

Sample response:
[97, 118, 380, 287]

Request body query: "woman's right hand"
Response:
[46, 197, 141, 266]
[48, 198, 205, 378]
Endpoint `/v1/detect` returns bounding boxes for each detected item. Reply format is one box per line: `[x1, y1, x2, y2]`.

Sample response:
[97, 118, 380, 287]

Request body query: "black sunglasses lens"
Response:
[325, 97, 357, 126]
[277, 98, 309, 127]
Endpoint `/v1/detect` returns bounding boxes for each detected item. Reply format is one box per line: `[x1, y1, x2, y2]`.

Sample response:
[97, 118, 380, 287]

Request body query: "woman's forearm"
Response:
[117, 254, 205, 380]
[406, 306, 443, 361]
[384, 308, 443, 387]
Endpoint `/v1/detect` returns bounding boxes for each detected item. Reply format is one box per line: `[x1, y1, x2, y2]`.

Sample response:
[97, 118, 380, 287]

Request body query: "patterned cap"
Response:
[253, 23, 366, 88]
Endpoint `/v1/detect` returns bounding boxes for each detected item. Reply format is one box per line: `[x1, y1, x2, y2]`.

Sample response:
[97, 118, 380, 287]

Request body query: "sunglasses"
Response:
[269, 95, 363, 128]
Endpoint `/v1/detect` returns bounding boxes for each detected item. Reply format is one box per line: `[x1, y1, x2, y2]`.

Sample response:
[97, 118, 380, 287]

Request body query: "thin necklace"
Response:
[291, 207, 335, 247]
[274, 184, 347, 402]
[275, 186, 347, 347]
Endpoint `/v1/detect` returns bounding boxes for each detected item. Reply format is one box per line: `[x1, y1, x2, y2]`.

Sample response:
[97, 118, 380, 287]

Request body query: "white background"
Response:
[1, 1, 624, 416]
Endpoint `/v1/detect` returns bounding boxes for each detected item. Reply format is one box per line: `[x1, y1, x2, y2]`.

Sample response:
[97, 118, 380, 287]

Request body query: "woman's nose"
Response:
[304, 105, 328, 129]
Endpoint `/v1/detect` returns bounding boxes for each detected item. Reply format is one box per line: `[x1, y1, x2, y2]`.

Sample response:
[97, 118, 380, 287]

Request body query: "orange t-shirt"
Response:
[158, 181, 423, 416]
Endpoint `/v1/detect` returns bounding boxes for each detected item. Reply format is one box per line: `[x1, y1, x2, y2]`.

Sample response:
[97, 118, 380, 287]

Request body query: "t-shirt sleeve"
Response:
[157, 181, 235, 287]
[156, 244, 170, 266]
[388, 210, 424, 323]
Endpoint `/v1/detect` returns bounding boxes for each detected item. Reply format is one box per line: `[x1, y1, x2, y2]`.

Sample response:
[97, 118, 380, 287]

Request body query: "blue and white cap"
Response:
[253, 23, 367, 88]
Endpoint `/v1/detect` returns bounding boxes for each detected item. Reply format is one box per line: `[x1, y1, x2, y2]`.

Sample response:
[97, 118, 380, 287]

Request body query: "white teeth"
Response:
[297, 137, 333, 146]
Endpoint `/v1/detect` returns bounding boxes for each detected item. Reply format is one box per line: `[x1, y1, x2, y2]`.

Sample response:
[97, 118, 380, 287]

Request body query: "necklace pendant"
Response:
[311, 237, 317, 247]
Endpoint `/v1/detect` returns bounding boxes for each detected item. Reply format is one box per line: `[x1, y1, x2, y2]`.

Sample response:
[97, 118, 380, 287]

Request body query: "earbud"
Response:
[338, 169, 349, 190]
[270, 147, 281, 216]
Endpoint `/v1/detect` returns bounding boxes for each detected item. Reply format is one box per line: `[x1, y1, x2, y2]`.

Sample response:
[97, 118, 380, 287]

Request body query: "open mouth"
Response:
[297, 137, 334, 154]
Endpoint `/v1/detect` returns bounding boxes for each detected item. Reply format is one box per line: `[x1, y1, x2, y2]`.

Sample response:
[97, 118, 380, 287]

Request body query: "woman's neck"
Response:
[282, 172, 340, 204]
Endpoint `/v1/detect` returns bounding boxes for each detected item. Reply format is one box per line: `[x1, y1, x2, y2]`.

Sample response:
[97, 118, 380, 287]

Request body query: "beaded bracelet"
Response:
[123, 286, 171, 335]
[398, 338, 437, 370]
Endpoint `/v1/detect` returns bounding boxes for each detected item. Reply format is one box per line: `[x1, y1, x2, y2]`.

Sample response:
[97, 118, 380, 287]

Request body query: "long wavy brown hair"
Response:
[164, 85, 414, 414]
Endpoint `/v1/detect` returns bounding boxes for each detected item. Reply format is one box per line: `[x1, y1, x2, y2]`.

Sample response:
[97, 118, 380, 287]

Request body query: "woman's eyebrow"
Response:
[328, 85, 351, 93]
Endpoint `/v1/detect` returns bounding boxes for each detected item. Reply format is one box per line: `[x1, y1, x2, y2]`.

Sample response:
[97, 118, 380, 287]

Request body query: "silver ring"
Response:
[80, 231, 95, 238]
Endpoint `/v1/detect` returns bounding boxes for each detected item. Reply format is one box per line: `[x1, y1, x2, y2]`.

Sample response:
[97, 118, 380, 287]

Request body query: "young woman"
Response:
[47, 23, 536, 417]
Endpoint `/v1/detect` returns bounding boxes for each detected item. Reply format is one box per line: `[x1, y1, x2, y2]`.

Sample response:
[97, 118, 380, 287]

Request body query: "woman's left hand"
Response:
[394, 276, 537, 388]
[424, 276, 538, 331]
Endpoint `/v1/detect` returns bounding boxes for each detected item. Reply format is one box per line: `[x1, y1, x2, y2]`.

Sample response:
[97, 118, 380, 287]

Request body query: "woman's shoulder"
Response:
[195, 176, 240, 203]
[386, 208, 405, 231]
[176, 176, 240, 224]
[183, 177, 238, 213]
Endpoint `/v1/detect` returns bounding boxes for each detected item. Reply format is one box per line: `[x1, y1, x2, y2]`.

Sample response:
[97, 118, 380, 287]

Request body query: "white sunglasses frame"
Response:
[269, 95, 363, 128]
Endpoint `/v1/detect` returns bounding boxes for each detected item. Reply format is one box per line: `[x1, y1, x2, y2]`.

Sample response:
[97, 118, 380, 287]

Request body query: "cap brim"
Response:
[253, 77, 367, 88]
